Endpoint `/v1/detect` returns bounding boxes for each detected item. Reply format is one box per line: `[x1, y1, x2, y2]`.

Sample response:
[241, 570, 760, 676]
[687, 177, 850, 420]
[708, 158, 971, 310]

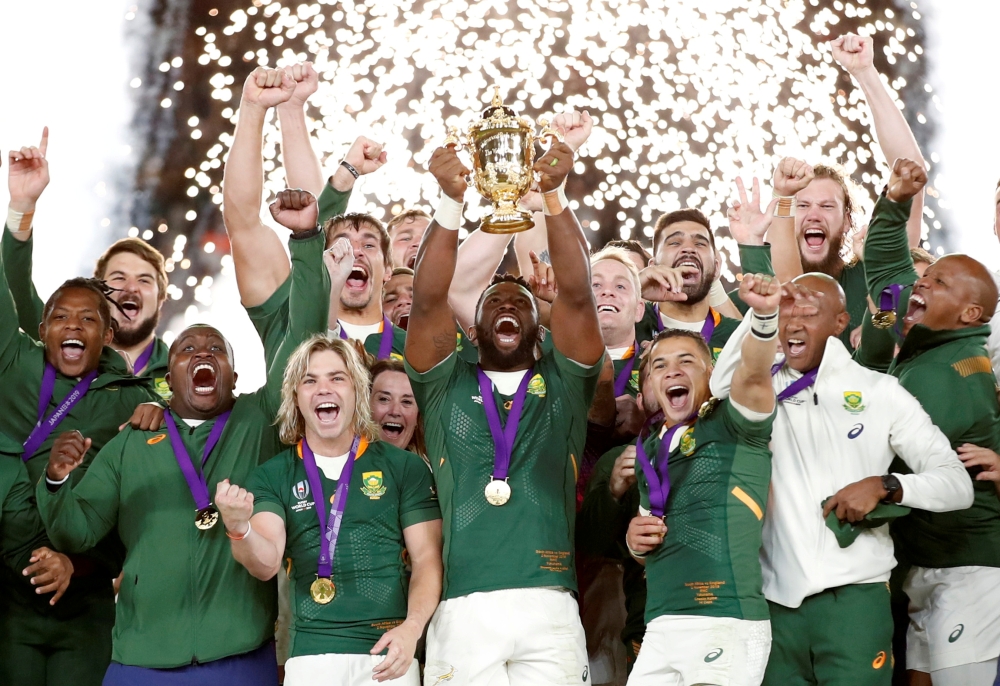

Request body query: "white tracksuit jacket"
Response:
[711, 315, 974, 609]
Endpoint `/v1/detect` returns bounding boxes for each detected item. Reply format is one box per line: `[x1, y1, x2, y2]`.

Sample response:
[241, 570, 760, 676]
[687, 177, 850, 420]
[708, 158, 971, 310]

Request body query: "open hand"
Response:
[728, 177, 776, 246]
[958, 444, 1000, 482]
[122, 403, 164, 432]
[24, 547, 73, 605]
[370, 619, 420, 682]
[780, 281, 822, 319]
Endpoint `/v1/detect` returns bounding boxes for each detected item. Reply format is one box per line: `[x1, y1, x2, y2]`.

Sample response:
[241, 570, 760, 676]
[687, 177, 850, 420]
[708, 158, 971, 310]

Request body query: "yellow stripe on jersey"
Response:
[952, 356, 993, 378]
[731, 486, 763, 520]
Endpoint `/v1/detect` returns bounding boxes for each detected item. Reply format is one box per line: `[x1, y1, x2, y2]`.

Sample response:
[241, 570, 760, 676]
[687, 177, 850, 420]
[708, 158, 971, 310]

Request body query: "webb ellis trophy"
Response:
[445, 87, 563, 234]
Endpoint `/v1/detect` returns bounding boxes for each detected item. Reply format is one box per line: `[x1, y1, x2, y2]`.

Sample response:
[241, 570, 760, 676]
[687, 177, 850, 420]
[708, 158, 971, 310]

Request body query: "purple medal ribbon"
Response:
[163, 410, 231, 512]
[22, 364, 98, 461]
[771, 363, 819, 402]
[132, 339, 156, 376]
[336, 317, 394, 360]
[477, 367, 533, 482]
[613, 345, 637, 397]
[301, 435, 362, 579]
[653, 305, 716, 345]
[634, 416, 696, 518]
[878, 284, 903, 315]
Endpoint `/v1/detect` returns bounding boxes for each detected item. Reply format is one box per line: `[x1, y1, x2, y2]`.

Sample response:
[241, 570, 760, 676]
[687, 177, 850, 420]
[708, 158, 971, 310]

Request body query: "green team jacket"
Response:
[1, 229, 171, 388]
[35, 230, 331, 668]
[0, 435, 52, 590]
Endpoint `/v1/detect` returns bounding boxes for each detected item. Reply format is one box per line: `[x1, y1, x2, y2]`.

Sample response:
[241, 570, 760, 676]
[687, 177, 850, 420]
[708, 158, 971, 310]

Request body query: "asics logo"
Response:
[949, 624, 964, 643]
[848, 424, 864, 439]
[704, 648, 723, 662]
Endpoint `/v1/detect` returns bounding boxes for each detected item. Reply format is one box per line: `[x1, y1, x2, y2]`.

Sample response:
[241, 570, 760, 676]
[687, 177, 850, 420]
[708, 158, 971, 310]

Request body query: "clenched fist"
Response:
[324, 236, 354, 287]
[8, 127, 50, 213]
[215, 479, 255, 536]
[772, 157, 815, 198]
[886, 158, 927, 204]
[550, 110, 593, 153]
[343, 136, 387, 176]
[269, 188, 318, 232]
[282, 61, 319, 109]
[739, 273, 781, 315]
[47, 431, 90, 482]
[626, 515, 667, 557]
[241, 67, 295, 110]
[609, 445, 637, 500]
[831, 34, 875, 77]
[429, 145, 470, 202]
[121, 402, 164, 432]
[534, 141, 574, 193]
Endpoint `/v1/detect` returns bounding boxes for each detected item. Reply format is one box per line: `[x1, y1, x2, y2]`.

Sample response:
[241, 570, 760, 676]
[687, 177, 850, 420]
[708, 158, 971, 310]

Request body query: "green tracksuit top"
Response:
[0, 435, 51, 585]
[34, 230, 332, 668]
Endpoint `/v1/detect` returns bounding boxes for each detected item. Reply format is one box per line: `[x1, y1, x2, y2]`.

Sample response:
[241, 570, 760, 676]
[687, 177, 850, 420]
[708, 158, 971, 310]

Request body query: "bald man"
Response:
[711, 272, 972, 686]
[862, 160, 1000, 686]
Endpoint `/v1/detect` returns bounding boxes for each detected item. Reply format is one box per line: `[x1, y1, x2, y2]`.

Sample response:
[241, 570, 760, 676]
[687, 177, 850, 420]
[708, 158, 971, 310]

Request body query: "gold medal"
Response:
[872, 310, 896, 329]
[310, 576, 336, 604]
[195, 506, 219, 530]
[484, 479, 511, 506]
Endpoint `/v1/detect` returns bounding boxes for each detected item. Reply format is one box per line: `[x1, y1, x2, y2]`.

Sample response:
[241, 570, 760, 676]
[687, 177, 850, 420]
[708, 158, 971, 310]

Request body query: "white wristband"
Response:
[542, 179, 569, 216]
[45, 474, 70, 486]
[709, 279, 729, 308]
[625, 538, 648, 559]
[6, 206, 33, 236]
[749, 309, 779, 340]
[433, 194, 464, 231]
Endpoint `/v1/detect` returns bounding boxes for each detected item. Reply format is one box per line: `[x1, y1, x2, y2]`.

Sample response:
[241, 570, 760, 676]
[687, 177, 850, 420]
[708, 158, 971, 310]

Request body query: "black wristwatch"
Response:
[881, 474, 902, 504]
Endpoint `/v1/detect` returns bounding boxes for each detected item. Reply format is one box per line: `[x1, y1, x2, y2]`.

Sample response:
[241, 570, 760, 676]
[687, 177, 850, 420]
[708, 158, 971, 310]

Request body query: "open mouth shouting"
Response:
[396, 313, 410, 331]
[315, 401, 341, 427]
[346, 264, 370, 293]
[381, 421, 404, 440]
[785, 337, 807, 358]
[904, 293, 926, 328]
[406, 254, 417, 269]
[664, 383, 691, 412]
[191, 361, 219, 395]
[494, 314, 521, 346]
[116, 294, 142, 322]
[60, 338, 86, 363]
[802, 228, 827, 254]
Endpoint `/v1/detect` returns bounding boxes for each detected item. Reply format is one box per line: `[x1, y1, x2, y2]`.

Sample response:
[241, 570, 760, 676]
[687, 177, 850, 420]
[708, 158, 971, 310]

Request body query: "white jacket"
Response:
[711, 316, 974, 608]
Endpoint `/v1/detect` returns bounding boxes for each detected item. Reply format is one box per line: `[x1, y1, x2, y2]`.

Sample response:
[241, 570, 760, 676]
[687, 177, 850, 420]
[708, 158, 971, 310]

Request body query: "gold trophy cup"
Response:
[445, 87, 562, 234]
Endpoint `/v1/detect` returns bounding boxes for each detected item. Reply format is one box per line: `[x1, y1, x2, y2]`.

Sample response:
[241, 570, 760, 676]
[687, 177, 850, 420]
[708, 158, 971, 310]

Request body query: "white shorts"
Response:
[626, 615, 771, 686]
[284, 652, 420, 686]
[905, 565, 1000, 672]
[423, 587, 589, 686]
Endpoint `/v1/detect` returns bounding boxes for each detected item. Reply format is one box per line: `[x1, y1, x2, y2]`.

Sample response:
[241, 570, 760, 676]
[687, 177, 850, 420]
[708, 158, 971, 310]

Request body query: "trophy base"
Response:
[481, 209, 535, 234]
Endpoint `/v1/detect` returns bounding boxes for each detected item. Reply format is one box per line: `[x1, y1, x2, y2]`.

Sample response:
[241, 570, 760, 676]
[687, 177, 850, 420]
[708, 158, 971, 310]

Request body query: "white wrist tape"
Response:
[626, 538, 648, 559]
[6, 206, 33, 236]
[542, 180, 569, 216]
[749, 309, 779, 340]
[709, 279, 729, 308]
[772, 194, 796, 218]
[433, 194, 464, 231]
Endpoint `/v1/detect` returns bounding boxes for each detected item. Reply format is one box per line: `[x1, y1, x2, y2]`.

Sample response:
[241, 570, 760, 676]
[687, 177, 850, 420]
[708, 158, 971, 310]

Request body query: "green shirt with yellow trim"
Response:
[406, 347, 602, 599]
[639, 398, 774, 622]
[247, 440, 440, 657]
[635, 304, 739, 362]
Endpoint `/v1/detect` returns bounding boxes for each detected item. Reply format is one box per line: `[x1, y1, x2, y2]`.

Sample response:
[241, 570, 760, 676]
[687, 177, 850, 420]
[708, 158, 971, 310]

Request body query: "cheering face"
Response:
[591, 259, 643, 344]
[647, 336, 712, 426]
[655, 221, 719, 302]
[101, 251, 162, 348]
[296, 349, 357, 443]
[329, 222, 389, 312]
[795, 178, 848, 274]
[390, 216, 428, 270]
[371, 370, 418, 450]
[779, 276, 848, 373]
[903, 257, 989, 336]
[166, 327, 237, 418]
[383, 273, 413, 330]
[473, 282, 540, 370]
[40, 288, 114, 377]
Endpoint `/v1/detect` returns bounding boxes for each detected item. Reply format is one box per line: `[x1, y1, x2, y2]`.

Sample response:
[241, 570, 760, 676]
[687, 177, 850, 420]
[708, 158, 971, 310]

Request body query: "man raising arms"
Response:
[406, 136, 605, 683]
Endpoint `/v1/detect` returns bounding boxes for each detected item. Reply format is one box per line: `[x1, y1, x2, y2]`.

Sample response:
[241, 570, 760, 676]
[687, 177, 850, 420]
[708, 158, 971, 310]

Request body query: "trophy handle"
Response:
[444, 126, 464, 150]
[535, 118, 564, 145]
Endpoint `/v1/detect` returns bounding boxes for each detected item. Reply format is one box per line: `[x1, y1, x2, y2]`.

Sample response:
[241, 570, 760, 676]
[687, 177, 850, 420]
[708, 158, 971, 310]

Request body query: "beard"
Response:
[114, 309, 160, 348]
[681, 261, 717, 304]
[475, 321, 539, 370]
[801, 230, 847, 279]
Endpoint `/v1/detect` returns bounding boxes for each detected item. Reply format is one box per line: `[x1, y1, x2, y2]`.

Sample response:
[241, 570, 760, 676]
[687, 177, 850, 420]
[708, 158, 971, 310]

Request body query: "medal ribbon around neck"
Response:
[300, 435, 362, 581]
[477, 366, 533, 483]
[770, 362, 819, 402]
[634, 414, 696, 519]
[653, 305, 717, 345]
[613, 344, 637, 397]
[22, 363, 98, 461]
[163, 409, 231, 516]
[132, 339, 156, 376]
[337, 316, 394, 361]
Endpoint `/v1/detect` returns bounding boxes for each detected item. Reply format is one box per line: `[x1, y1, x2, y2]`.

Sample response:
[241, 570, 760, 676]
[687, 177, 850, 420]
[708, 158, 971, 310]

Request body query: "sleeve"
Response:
[1, 230, 44, 340]
[0, 233, 39, 374]
[0, 458, 50, 578]
[576, 446, 632, 558]
[317, 182, 352, 226]
[884, 378, 975, 512]
[405, 352, 459, 419]
[852, 309, 897, 373]
[398, 452, 441, 529]
[863, 194, 918, 311]
[728, 244, 773, 315]
[721, 397, 774, 442]
[245, 275, 291, 371]
[903, 365, 975, 443]
[709, 313, 753, 399]
[551, 347, 605, 418]
[34, 431, 126, 554]
[246, 458, 287, 521]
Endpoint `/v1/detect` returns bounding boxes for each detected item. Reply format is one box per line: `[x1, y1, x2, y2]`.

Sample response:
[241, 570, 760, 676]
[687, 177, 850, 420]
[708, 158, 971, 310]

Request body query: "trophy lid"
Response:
[481, 86, 516, 119]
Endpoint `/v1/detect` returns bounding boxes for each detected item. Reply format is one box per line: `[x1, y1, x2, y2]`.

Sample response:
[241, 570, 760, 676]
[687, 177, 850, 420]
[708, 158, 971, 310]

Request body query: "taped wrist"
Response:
[6, 206, 33, 236]
[749, 309, 779, 340]
[542, 180, 569, 216]
[433, 194, 464, 231]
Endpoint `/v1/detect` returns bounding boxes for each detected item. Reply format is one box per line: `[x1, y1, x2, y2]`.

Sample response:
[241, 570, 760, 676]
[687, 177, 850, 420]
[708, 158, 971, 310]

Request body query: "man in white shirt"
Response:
[711, 273, 973, 686]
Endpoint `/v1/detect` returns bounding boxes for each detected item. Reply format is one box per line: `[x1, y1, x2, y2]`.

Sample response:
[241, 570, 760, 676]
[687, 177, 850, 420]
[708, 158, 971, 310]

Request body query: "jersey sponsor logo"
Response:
[679, 427, 696, 455]
[848, 423, 864, 439]
[872, 651, 886, 669]
[147, 433, 167, 445]
[293, 480, 310, 500]
[704, 648, 723, 663]
[361, 471, 387, 498]
[949, 624, 964, 643]
[527, 373, 546, 397]
[843, 391, 866, 414]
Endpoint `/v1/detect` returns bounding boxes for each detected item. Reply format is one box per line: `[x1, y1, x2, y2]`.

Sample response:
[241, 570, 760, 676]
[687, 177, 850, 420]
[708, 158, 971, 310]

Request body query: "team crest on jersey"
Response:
[293, 480, 310, 500]
[629, 370, 639, 393]
[456, 332, 465, 351]
[843, 391, 866, 414]
[154, 378, 172, 400]
[361, 471, 387, 498]
[390, 353, 404, 362]
[527, 373, 546, 397]
[680, 428, 696, 455]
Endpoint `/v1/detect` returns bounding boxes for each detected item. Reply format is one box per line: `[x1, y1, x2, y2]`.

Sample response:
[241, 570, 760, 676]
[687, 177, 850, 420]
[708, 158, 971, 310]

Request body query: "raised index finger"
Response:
[39, 127, 49, 156]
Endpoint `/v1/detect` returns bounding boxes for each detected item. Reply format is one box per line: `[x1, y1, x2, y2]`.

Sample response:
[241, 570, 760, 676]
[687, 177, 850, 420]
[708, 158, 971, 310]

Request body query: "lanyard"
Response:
[163, 410, 231, 512]
[771, 362, 819, 402]
[634, 416, 696, 518]
[654, 305, 716, 345]
[338, 316, 394, 360]
[301, 435, 362, 579]
[22, 364, 98, 461]
[132, 339, 156, 376]
[613, 344, 637, 397]
[477, 367, 533, 482]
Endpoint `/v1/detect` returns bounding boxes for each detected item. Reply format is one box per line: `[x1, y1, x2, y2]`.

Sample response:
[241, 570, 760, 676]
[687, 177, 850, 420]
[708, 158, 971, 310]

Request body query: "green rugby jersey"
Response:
[635, 304, 739, 362]
[406, 348, 602, 599]
[639, 398, 774, 622]
[612, 352, 640, 398]
[247, 440, 440, 657]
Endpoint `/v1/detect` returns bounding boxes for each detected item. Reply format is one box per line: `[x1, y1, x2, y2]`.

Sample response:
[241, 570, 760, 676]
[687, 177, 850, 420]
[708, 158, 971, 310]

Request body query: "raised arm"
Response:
[863, 159, 924, 304]
[405, 146, 467, 372]
[768, 158, 816, 282]
[216, 480, 286, 580]
[449, 229, 512, 333]
[316, 136, 386, 226]
[222, 67, 296, 308]
[729, 274, 781, 414]
[537, 142, 604, 365]
[833, 34, 926, 246]
[277, 62, 324, 197]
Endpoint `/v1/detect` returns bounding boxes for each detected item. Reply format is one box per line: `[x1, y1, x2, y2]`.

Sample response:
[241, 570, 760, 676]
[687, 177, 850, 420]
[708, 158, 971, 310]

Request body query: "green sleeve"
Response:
[246, 457, 287, 521]
[317, 182, 352, 226]
[721, 398, 775, 443]
[901, 366, 974, 444]
[863, 194, 918, 303]
[1, 230, 44, 340]
[398, 452, 441, 528]
[852, 310, 896, 373]
[576, 446, 632, 558]
[405, 353, 460, 421]
[727, 244, 773, 314]
[259, 230, 331, 418]
[0, 458, 50, 578]
[246, 277, 291, 371]
[0, 234, 37, 373]
[34, 431, 126, 554]
[550, 348, 605, 419]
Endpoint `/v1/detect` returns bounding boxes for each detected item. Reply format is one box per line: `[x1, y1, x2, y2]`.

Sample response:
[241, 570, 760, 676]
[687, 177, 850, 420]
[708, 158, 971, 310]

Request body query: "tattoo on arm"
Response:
[538, 250, 551, 265]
